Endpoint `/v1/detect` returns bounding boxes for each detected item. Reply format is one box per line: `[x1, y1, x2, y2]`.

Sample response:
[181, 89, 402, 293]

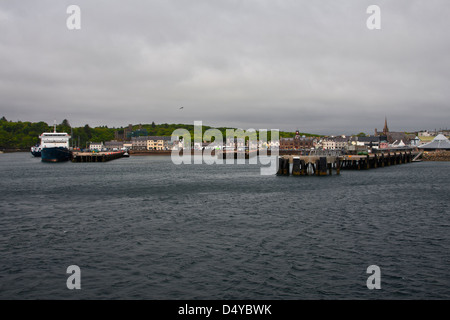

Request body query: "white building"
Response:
[321, 138, 335, 150]
[89, 142, 104, 151]
[321, 137, 348, 150]
[123, 142, 132, 150]
[418, 130, 434, 137]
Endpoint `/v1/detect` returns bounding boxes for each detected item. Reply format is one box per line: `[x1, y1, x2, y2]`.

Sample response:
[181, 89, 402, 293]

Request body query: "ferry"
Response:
[40, 124, 72, 162]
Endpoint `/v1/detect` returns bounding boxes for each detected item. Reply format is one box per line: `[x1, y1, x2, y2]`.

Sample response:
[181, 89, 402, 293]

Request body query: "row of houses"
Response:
[89, 135, 417, 152]
[318, 135, 421, 151]
[89, 126, 450, 152]
[89, 136, 174, 151]
[131, 136, 173, 150]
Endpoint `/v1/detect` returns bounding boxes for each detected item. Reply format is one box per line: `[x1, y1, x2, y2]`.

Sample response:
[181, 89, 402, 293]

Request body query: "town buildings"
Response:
[101, 120, 438, 152]
[320, 136, 349, 150]
[114, 124, 133, 141]
[146, 136, 172, 150]
[131, 136, 173, 151]
[89, 142, 104, 151]
[279, 130, 314, 150]
[374, 117, 415, 145]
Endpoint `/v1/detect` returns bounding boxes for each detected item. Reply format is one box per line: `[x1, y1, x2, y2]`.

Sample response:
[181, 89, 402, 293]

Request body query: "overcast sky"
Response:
[0, 0, 449, 134]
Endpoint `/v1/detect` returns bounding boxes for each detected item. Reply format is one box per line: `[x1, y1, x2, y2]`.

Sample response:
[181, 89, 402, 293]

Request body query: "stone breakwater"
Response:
[422, 151, 450, 161]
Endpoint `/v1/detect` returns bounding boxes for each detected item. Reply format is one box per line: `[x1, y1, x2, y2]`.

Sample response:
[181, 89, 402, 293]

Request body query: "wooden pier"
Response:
[277, 151, 416, 176]
[71, 151, 126, 163]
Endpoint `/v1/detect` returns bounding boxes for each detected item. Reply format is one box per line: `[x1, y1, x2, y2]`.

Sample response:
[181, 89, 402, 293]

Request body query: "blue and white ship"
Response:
[40, 125, 72, 162]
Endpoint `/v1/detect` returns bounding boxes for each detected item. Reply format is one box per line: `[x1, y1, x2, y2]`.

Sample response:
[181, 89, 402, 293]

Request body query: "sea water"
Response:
[0, 152, 449, 299]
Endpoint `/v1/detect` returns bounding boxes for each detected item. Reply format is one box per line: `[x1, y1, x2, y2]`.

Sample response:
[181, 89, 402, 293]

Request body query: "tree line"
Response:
[0, 117, 116, 150]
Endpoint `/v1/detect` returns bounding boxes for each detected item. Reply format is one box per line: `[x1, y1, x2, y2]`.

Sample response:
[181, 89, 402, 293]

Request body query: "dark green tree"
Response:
[61, 119, 71, 127]
[83, 124, 92, 136]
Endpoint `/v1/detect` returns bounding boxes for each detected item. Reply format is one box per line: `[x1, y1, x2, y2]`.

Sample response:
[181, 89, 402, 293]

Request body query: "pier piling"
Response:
[292, 158, 301, 176]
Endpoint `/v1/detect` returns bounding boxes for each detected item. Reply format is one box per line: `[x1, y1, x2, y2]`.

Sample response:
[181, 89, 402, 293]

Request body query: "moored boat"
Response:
[40, 124, 72, 162]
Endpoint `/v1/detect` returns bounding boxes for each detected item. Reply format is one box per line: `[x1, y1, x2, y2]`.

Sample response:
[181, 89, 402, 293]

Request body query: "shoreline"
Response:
[3, 149, 450, 162]
[0, 149, 28, 153]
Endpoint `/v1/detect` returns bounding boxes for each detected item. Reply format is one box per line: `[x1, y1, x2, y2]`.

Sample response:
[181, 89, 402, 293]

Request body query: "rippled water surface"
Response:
[0, 152, 449, 299]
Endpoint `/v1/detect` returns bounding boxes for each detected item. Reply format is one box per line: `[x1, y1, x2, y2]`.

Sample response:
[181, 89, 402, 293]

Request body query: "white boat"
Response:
[40, 124, 72, 162]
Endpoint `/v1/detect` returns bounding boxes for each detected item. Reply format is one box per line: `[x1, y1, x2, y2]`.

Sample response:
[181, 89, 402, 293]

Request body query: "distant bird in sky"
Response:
[179, 107, 184, 110]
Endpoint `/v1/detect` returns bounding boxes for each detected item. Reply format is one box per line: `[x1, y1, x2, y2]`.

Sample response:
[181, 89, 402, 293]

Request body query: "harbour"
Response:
[2, 0, 450, 304]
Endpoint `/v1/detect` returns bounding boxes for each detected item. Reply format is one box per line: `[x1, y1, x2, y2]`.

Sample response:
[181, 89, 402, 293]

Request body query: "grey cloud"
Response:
[0, 0, 449, 134]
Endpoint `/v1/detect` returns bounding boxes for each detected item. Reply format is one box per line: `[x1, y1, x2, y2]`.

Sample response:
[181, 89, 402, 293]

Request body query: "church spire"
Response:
[383, 116, 389, 135]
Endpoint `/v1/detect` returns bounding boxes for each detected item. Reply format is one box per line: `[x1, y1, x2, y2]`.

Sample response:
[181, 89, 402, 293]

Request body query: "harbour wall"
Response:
[421, 151, 450, 161]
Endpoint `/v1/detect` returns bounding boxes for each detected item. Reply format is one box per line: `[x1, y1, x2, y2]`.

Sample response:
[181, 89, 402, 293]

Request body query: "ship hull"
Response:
[41, 147, 72, 162]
